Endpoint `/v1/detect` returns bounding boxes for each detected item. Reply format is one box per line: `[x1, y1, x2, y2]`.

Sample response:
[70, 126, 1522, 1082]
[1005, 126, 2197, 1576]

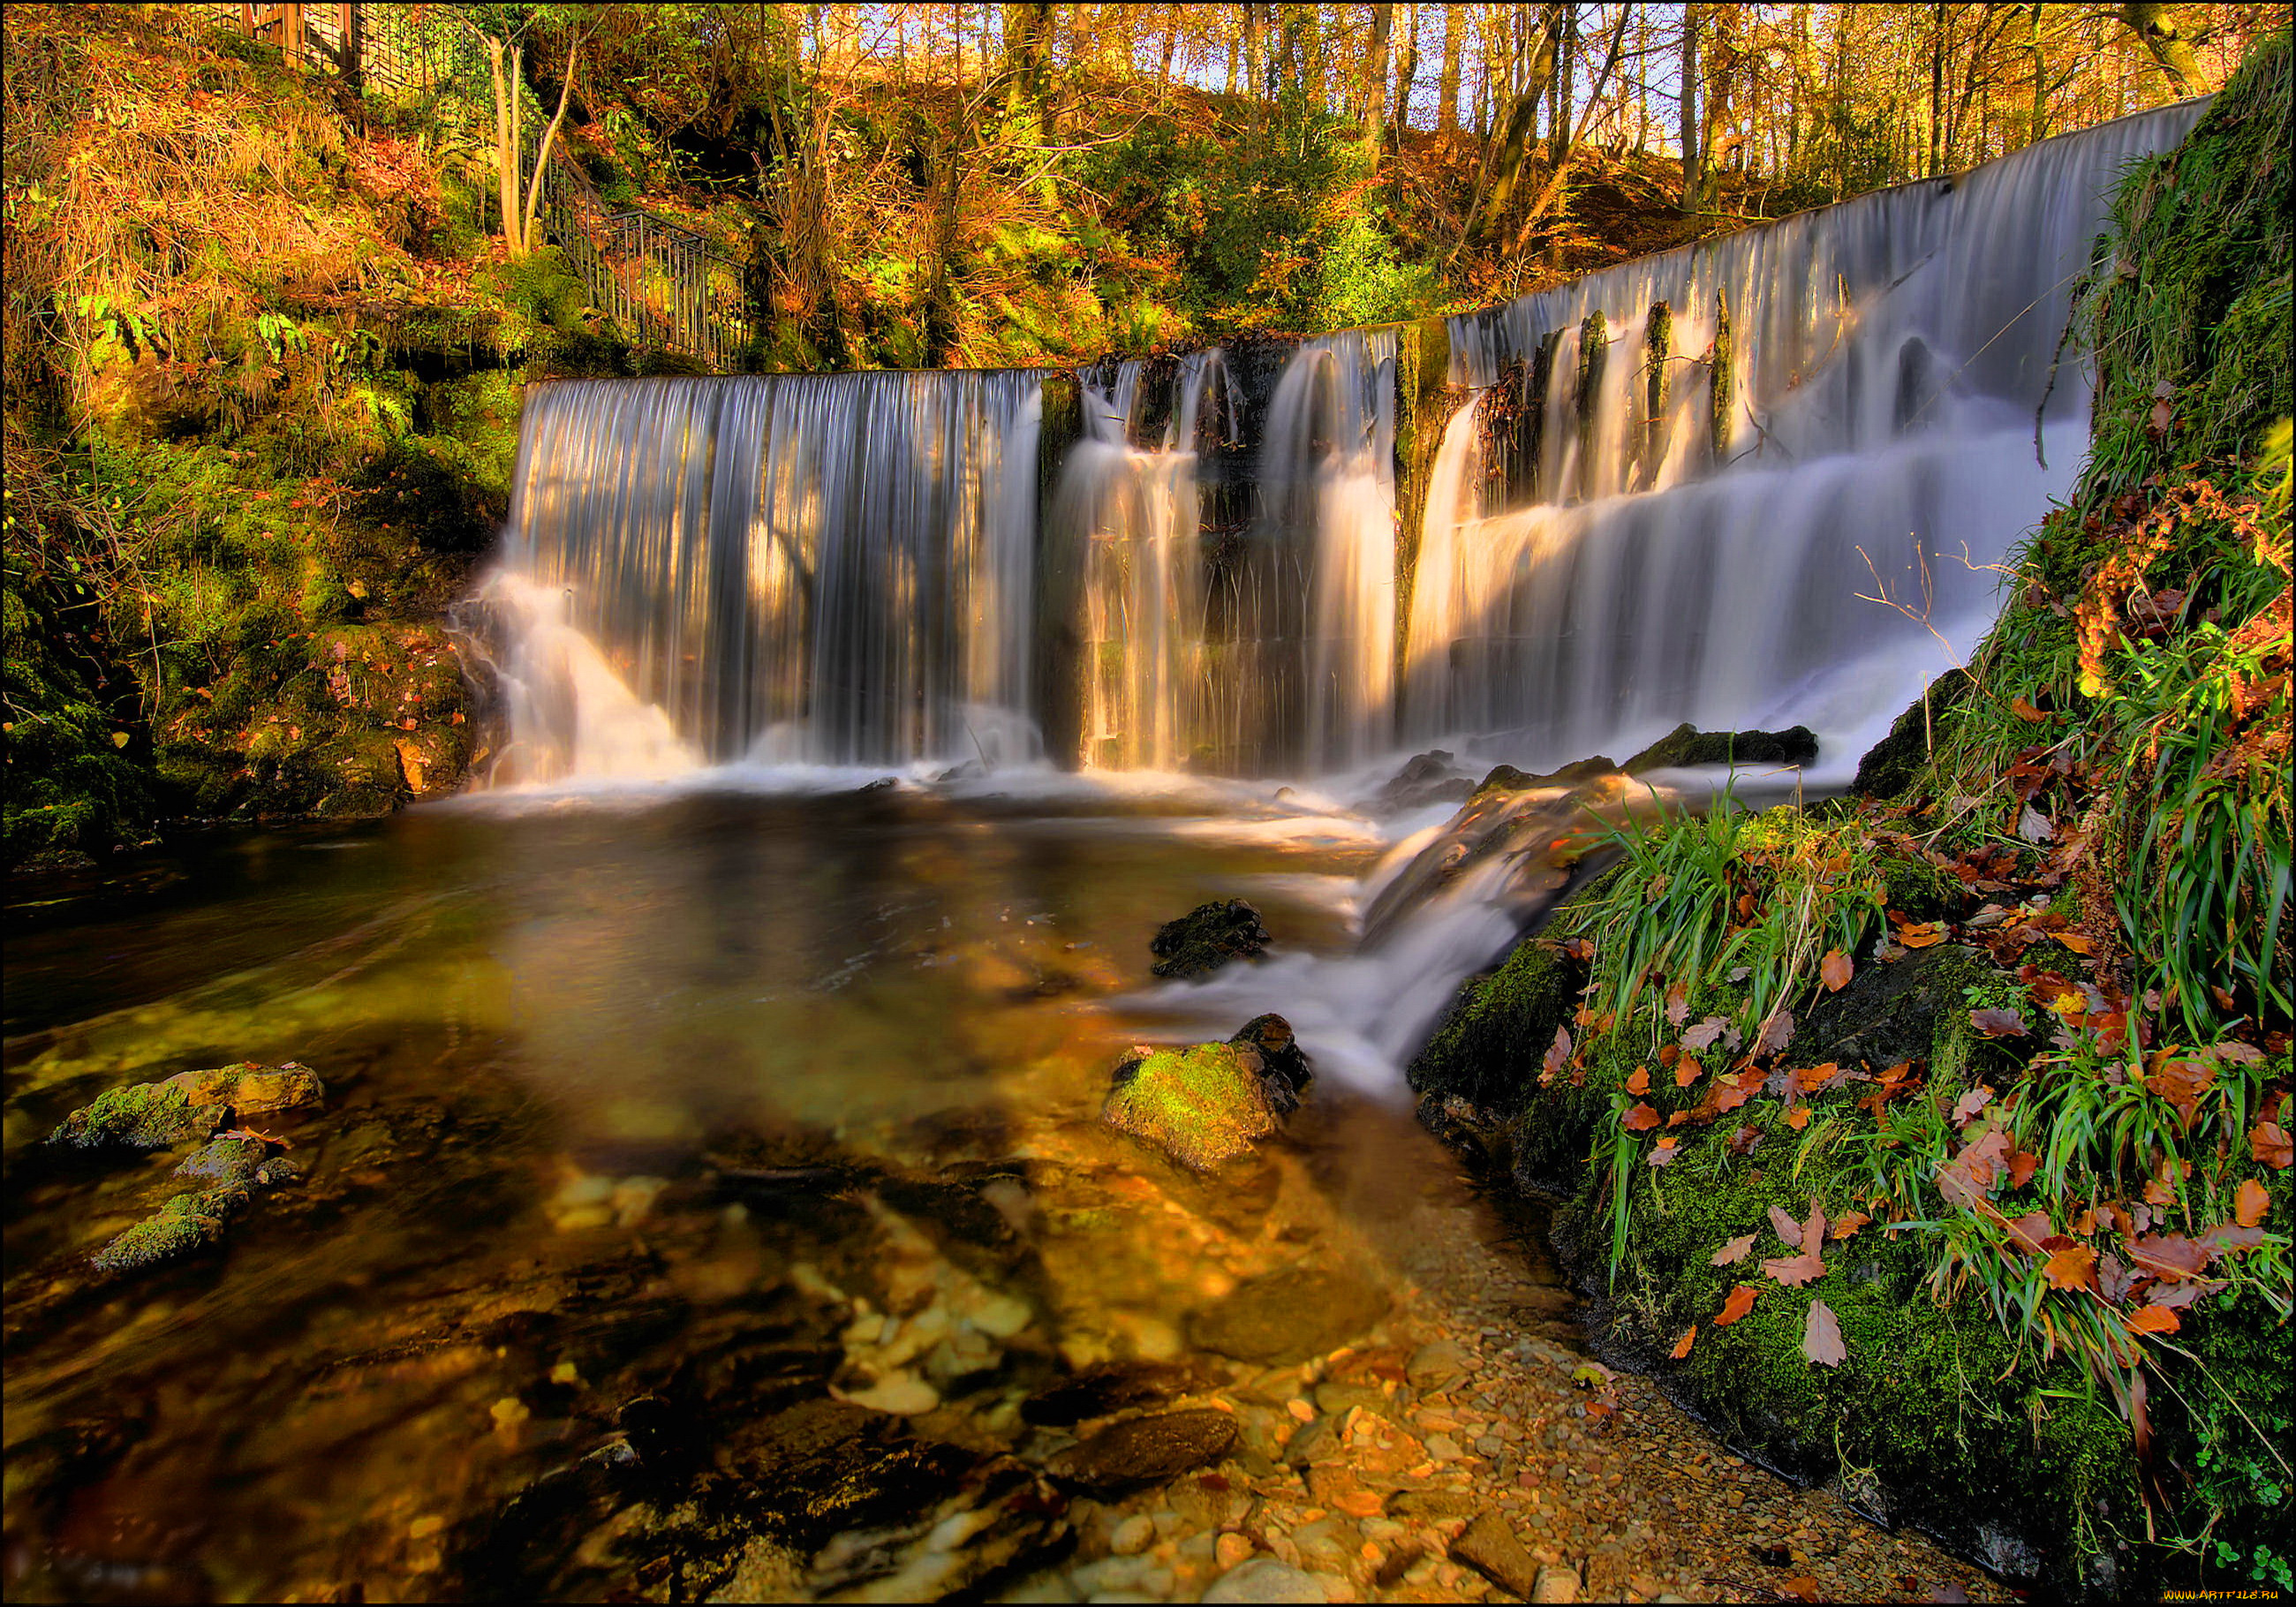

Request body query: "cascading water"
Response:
[1055, 351, 1243, 771]
[1407, 100, 2208, 773]
[472, 370, 1041, 781]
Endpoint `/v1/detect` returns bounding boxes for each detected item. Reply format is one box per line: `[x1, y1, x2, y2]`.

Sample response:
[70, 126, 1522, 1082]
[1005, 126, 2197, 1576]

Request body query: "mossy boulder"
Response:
[1622, 722, 1819, 773]
[1852, 669, 1973, 799]
[48, 1061, 324, 1151]
[1102, 1039, 1277, 1172]
[1149, 898, 1270, 979]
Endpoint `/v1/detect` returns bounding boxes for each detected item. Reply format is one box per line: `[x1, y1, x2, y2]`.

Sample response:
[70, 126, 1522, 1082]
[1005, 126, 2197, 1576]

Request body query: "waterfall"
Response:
[1057, 351, 1243, 771]
[1406, 101, 2208, 771]
[475, 371, 1041, 781]
[466, 99, 2204, 791]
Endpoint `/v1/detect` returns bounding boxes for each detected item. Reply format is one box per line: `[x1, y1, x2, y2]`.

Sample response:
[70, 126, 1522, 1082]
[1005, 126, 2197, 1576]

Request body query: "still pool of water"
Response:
[4, 779, 1555, 1602]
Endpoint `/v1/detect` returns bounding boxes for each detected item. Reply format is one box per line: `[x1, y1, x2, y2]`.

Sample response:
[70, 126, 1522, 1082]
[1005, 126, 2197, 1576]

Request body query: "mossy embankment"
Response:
[1410, 32, 2292, 1602]
[0, 6, 703, 864]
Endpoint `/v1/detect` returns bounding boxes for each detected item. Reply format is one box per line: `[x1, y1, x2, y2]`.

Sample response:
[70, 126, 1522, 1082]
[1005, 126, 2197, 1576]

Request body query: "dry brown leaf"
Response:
[1711, 1233, 1757, 1266]
[1768, 1204, 1803, 1248]
[2234, 1177, 2270, 1229]
[1626, 1067, 1650, 1096]
[2252, 1120, 2292, 1170]
[1897, 921, 1947, 948]
[1675, 1054, 1703, 1089]
[1802, 1299, 1846, 1367]
[1831, 1211, 1870, 1241]
[1665, 981, 1691, 1026]
[2008, 1151, 2041, 1189]
[1623, 1102, 1662, 1132]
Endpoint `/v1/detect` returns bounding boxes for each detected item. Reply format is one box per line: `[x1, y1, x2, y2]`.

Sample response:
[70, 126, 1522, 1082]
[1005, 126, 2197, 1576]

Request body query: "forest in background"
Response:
[0, 1, 2285, 863]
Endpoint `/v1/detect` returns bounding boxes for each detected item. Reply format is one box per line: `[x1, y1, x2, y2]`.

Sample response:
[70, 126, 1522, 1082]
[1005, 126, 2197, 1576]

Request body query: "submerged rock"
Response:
[1201, 1558, 1335, 1603]
[1621, 721, 1818, 772]
[1021, 1361, 1197, 1427]
[1045, 1407, 1238, 1492]
[1149, 898, 1269, 978]
[1472, 755, 1617, 796]
[1451, 1511, 1542, 1596]
[1184, 1265, 1387, 1364]
[1102, 1040, 1277, 1172]
[90, 1181, 266, 1273]
[48, 1061, 325, 1152]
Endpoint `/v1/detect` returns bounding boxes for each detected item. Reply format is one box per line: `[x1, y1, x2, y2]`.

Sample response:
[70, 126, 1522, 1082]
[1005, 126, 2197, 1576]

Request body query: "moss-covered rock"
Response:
[1148, 898, 1270, 979]
[48, 1061, 324, 1151]
[1852, 668, 1973, 799]
[1622, 721, 1819, 773]
[1102, 1040, 1276, 1172]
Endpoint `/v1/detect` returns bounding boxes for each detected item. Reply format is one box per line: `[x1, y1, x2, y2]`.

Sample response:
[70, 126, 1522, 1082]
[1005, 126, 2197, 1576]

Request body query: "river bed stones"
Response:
[1452, 1510, 1542, 1596]
[1150, 898, 1271, 978]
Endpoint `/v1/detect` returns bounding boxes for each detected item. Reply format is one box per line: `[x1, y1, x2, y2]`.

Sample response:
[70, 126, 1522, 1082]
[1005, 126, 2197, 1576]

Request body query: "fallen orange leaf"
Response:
[2234, 1177, 2270, 1228]
[1670, 1325, 1696, 1360]
[1715, 1284, 1760, 1325]
[1820, 948, 1853, 992]
[1675, 1055, 1703, 1089]
[1627, 1067, 1650, 1096]
[2253, 1121, 2292, 1170]
[1623, 1102, 1662, 1132]
[2043, 1243, 2097, 1292]
[2126, 1303, 2180, 1335]
[1786, 1105, 1811, 1130]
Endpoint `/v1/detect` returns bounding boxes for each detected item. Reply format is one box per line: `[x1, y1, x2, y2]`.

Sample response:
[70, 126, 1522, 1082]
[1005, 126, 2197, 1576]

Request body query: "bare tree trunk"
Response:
[1437, 0, 1462, 129]
[1393, 1, 1420, 135]
[1549, 2, 1576, 166]
[519, 35, 581, 255]
[1680, 2, 1700, 213]
[1928, 1, 1946, 176]
[1361, 3, 1394, 154]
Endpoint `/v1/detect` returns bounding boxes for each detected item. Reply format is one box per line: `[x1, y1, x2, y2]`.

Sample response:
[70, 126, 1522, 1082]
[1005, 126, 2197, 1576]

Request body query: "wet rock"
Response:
[1201, 1557, 1333, 1603]
[1377, 750, 1477, 813]
[1311, 1380, 1393, 1420]
[1281, 1414, 1345, 1469]
[1185, 1265, 1387, 1364]
[1622, 722, 1818, 773]
[1231, 1013, 1313, 1116]
[1022, 1361, 1197, 1427]
[1149, 899, 1270, 978]
[1103, 1041, 1277, 1172]
[1451, 1512, 1541, 1596]
[173, 1135, 270, 1185]
[1045, 1408, 1238, 1493]
[89, 1149, 298, 1274]
[89, 1201, 227, 1272]
[1473, 755, 1618, 796]
[48, 1061, 323, 1152]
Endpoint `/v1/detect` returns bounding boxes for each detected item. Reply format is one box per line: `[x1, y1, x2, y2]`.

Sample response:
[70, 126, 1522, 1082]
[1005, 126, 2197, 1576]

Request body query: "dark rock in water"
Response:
[1103, 1040, 1277, 1171]
[1473, 755, 1617, 797]
[94, 1137, 304, 1273]
[1230, 1013, 1313, 1115]
[173, 1135, 270, 1185]
[1184, 1265, 1387, 1363]
[1622, 722, 1818, 772]
[1150, 898, 1269, 978]
[1853, 668, 1973, 798]
[1376, 750, 1476, 813]
[1046, 1407, 1239, 1492]
[1021, 1360, 1197, 1426]
[48, 1061, 324, 1152]
[855, 775, 900, 794]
